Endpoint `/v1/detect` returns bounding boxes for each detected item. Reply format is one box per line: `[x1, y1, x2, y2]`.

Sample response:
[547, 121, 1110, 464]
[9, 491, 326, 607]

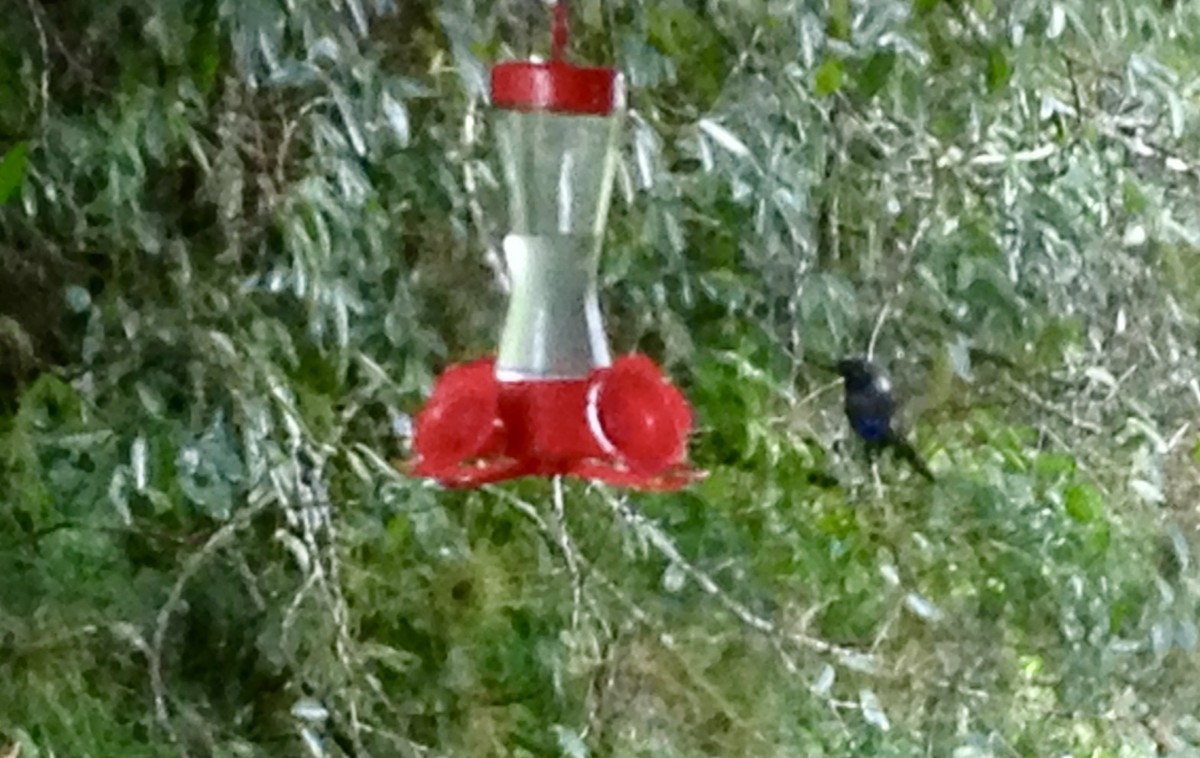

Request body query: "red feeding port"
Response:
[409, 355, 701, 491]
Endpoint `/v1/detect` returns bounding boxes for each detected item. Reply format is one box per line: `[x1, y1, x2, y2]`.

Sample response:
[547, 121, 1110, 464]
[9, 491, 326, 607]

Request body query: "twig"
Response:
[23, 0, 50, 131]
[287, 452, 367, 756]
[1001, 374, 1104, 434]
[275, 97, 332, 190]
[461, 98, 508, 292]
[603, 493, 870, 668]
[228, 546, 268, 612]
[150, 496, 272, 749]
[488, 485, 609, 636]
[867, 214, 930, 361]
[1038, 424, 1111, 498]
[552, 476, 586, 632]
[1166, 422, 1191, 453]
[10, 624, 100, 655]
[866, 302, 890, 362]
[791, 377, 842, 410]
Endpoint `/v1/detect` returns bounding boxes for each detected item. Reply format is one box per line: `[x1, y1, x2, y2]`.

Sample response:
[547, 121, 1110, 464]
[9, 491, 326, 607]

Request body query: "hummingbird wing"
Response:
[844, 375, 896, 443]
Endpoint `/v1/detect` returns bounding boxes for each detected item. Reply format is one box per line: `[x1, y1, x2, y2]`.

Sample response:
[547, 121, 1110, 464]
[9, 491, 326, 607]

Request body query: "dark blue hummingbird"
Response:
[836, 357, 935, 482]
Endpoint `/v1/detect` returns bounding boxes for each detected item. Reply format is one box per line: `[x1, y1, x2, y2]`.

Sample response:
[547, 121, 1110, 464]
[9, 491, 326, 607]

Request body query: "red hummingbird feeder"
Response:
[406, 2, 703, 490]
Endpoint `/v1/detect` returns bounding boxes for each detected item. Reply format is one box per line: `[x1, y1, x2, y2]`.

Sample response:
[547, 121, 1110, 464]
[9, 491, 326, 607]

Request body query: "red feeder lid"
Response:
[491, 61, 625, 115]
[490, 1, 623, 115]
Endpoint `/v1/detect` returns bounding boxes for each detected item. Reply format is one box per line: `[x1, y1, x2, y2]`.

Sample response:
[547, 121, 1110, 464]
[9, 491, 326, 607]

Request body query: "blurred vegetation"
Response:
[2, 0, 1200, 755]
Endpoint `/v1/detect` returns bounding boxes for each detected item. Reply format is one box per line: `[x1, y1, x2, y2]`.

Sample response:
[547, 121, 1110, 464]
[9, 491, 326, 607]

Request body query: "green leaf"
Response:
[815, 58, 845, 98]
[645, 5, 730, 109]
[1121, 180, 1146, 215]
[828, 0, 852, 40]
[1064, 482, 1103, 523]
[1034, 452, 1077, 477]
[0, 141, 29, 203]
[1086, 521, 1111, 556]
[857, 51, 896, 98]
[986, 46, 1012, 93]
[913, 0, 941, 13]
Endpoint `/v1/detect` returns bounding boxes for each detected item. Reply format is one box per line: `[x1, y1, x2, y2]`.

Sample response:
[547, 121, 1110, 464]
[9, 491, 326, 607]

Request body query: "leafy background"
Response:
[2, 0, 1200, 755]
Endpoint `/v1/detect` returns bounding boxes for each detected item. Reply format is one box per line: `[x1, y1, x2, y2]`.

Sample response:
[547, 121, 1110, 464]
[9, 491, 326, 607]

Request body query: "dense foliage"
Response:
[2, 0, 1200, 755]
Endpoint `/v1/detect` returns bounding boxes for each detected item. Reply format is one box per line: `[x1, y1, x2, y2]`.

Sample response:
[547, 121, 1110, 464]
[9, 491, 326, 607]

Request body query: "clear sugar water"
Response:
[496, 233, 610, 380]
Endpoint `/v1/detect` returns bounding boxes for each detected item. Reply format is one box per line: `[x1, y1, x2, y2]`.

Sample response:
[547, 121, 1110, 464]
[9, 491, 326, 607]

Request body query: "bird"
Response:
[835, 357, 935, 482]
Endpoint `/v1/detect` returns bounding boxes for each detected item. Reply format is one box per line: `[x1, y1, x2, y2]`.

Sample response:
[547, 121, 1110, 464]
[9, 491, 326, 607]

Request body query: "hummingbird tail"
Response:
[890, 436, 935, 482]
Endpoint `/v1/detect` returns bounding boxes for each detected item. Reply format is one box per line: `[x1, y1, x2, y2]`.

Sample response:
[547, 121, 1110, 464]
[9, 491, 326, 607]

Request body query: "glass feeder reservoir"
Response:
[491, 59, 625, 380]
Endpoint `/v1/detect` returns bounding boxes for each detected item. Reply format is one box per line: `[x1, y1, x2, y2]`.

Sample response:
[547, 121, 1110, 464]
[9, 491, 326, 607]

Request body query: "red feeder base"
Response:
[405, 354, 704, 491]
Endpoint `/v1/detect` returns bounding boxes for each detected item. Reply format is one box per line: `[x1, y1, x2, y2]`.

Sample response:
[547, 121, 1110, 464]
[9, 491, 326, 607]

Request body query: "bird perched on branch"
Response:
[835, 357, 935, 482]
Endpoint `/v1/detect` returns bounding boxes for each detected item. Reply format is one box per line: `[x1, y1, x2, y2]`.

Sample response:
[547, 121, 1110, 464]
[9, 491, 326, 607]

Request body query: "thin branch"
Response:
[23, 0, 50, 132]
[488, 484, 609, 637]
[150, 496, 272, 750]
[866, 301, 890, 362]
[552, 475, 586, 632]
[603, 493, 871, 669]
[868, 214, 930, 361]
[287, 452, 367, 756]
[461, 98, 508, 291]
[1001, 374, 1104, 434]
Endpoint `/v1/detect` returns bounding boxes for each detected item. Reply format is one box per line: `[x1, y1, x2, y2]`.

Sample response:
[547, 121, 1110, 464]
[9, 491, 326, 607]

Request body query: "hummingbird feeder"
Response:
[407, 2, 702, 490]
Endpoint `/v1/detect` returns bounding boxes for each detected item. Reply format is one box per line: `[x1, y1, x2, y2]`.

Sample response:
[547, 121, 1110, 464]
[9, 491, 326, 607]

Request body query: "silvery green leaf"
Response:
[352, 444, 405, 477]
[1047, 5, 1066, 39]
[1151, 621, 1172, 654]
[131, 435, 149, 491]
[699, 118, 751, 159]
[136, 383, 166, 417]
[553, 725, 589, 758]
[698, 128, 715, 172]
[291, 698, 329, 722]
[345, 0, 369, 37]
[1122, 224, 1146, 247]
[811, 664, 835, 697]
[1084, 366, 1117, 387]
[1166, 89, 1184, 139]
[300, 728, 325, 758]
[333, 283, 350, 348]
[949, 336, 973, 380]
[109, 467, 133, 526]
[176, 415, 244, 519]
[390, 413, 413, 440]
[276, 529, 311, 573]
[905, 592, 944, 623]
[1165, 156, 1188, 173]
[344, 449, 371, 482]
[65, 285, 92, 313]
[307, 36, 339, 63]
[632, 114, 659, 189]
[662, 562, 686, 593]
[859, 689, 890, 731]
[336, 160, 370, 207]
[329, 81, 366, 157]
[1177, 619, 1198, 651]
[1130, 479, 1164, 504]
[839, 651, 877, 673]
[1166, 522, 1191, 573]
[53, 430, 114, 450]
[208, 330, 240, 362]
[381, 91, 410, 147]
